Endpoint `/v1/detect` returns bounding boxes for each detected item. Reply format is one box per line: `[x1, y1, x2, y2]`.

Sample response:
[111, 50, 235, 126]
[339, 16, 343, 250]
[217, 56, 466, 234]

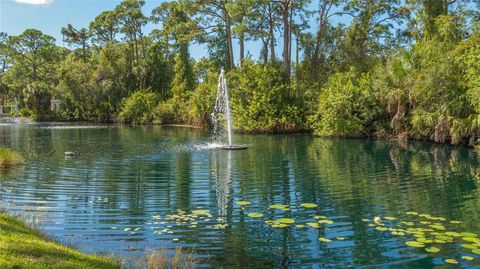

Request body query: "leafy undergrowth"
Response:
[0, 213, 120, 269]
[0, 148, 23, 169]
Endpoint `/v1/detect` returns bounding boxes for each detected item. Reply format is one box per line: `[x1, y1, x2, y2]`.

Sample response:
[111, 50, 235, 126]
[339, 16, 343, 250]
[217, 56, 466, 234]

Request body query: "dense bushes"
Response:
[229, 61, 305, 132]
[313, 70, 386, 137]
[118, 90, 160, 124]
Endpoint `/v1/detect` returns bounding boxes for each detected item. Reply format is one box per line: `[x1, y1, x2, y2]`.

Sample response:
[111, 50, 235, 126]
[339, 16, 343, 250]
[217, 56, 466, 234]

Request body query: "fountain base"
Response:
[219, 145, 248, 150]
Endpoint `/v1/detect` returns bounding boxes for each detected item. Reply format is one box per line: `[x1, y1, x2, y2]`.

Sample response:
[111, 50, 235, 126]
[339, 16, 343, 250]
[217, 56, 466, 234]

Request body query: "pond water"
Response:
[1, 124, 480, 268]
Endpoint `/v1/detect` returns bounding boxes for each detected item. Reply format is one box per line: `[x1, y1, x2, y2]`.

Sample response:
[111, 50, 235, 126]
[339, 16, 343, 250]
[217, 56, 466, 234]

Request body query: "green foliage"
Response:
[0, 213, 120, 268]
[313, 69, 386, 137]
[229, 61, 304, 132]
[118, 90, 160, 124]
[0, 148, 23, 169]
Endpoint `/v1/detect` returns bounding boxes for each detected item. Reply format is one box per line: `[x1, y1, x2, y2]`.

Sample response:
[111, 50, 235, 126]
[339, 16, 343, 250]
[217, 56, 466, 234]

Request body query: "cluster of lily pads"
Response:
[364, 212, 479, 265]
[112, 200, 479, 266]
[234, 201, 342, 242]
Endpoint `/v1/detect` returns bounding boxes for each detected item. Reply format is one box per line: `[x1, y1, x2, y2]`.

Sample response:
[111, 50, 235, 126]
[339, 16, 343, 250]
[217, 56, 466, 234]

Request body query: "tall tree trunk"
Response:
[239, 30, 245, 66]
[281, 0, 290, 79]
[282, 0, 291, 80]
[268, 3, 275, 62]
[225, 12, 234, 70]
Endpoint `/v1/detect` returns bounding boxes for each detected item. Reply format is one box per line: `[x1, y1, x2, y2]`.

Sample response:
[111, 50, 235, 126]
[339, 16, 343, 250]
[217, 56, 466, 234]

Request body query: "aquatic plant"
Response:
[0, 148, 23, 169]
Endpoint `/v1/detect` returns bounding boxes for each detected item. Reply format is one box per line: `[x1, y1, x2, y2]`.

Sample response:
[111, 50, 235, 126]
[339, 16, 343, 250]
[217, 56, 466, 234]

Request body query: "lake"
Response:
[0, 124, 479, 268]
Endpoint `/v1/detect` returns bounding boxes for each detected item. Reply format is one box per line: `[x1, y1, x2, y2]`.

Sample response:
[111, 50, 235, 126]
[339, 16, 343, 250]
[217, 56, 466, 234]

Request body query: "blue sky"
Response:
[0, 0, 349, 62]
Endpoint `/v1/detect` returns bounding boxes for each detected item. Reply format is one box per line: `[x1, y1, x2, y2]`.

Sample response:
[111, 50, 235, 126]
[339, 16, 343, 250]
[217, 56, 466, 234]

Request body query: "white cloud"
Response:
[15, 0, 53, 5]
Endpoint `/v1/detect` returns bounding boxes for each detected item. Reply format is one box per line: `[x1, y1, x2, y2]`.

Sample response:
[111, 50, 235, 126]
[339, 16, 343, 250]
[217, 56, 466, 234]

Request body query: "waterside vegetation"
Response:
[0, 1, 480, 146]
[0, 148, 23, 169]
[0, 213, 120, 269]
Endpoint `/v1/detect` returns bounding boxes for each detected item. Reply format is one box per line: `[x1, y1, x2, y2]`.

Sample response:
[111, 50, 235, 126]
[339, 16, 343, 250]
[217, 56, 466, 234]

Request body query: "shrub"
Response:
[228, 61, 305, 132]
[313, 69, 386, 137]
[118, 90, 160, 124]
[0, 148, 23, 169]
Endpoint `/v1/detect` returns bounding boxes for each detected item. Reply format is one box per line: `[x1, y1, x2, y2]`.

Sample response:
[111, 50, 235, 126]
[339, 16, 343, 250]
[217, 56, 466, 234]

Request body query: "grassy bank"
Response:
[0, 148, 23, 169]
[0, 213, 120, 269]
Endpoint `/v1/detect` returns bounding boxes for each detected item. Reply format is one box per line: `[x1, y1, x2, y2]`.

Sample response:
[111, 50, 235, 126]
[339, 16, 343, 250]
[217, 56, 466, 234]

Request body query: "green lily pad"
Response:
[462, 244, 478, 250]
[417, 238, 433, 244]
[306, 222, 320, 229]
[472, 249, 480, 255]
[277, 218, 295, 225]
[406, 211, 419, 215]
[376, 227, 388, 232]
[192, 210, 209, 216]
[271, 223, 289, 228]
[314, 215, 327, 219]
[435, 235, 454, 242]
[300, 203, 318, 208]
[318, 219, 334, 225]
[461, 232, 478, 237]
[336, 237, 345, 240]
[384, 216, 397, 221]
[464, 237, 480, 243]
[450, 220, 463, 224]
[429, 224, 446, 230]
[361, 218, 369, 222]
[401, 221, 414, 226]
[295, 224, 305, 228]
[247, 213, 264, 218]
[319, 237, 332, 243]
[425, 247, 440, 253]
[235, 201, 251, 206]
[406, 241, 425, 248]
[445, 232, 461, 237]
[462, 255, 474, 261]
[444, 259, 458, 264]
[269, 204, 290, 211]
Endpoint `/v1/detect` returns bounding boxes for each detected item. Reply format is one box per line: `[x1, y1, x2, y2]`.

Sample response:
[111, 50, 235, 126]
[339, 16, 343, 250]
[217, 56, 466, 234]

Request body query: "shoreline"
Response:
[5, 118, 478, 148]
[0, 212, 120, 268]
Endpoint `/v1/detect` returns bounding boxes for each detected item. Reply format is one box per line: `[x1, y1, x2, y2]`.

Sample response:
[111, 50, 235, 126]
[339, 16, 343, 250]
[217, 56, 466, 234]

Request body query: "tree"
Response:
[8, 29, 56, 81]
[114, 0, 148, 64]
[89, 10, 119, 45]
[61, 24, 91, 62]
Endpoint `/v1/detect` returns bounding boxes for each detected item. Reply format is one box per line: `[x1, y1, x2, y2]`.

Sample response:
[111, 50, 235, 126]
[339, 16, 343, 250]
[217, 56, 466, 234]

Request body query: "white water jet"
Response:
[210, 69, 247, 150]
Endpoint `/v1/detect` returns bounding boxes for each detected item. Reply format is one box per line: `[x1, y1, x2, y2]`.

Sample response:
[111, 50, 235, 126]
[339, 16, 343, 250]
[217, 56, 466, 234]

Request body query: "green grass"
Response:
[0, 148, 23, 169]
[0, 213, 120, 269]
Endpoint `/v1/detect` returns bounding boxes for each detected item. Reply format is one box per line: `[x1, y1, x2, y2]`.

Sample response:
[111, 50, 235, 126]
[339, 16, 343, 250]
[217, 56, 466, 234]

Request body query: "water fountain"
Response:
[211, 69, 247, 150]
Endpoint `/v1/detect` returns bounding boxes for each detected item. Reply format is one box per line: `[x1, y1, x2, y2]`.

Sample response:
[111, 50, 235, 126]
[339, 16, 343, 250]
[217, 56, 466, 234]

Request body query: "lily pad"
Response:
[319, 237, 332, 243]
[472, 249, 480, 255]
[192, 210, 210, 216]
[425, 247, 440, 253]
[271, 223, 289, 228]
[462, 244, 478, 250]
[462, 256, 474, 261]
[450, 220, 463, 224]
[300, 203, 318, 208]
[295, 225, 305, 228]
[444, 259, 458, 264]
[277, 218, 295, 225]
[247, 213, 264, 218]
[406, 241, 425, 248]
[464, 237, 480, 243]
[445, 232, 461, 237]
[461, 232, 478, 237]
[269, 204, 290, 211]
[406, 211, 419, 215]
[417, 238, 433, 244]
[361, 218, 369, 222]
[384, 216, 397, 221]
[306, 222, 321, 229]
[235, 201, 251, 206]
[336, 237, 345, 240]
[318, 219, 334, 225]
[314, 215, 327, 219]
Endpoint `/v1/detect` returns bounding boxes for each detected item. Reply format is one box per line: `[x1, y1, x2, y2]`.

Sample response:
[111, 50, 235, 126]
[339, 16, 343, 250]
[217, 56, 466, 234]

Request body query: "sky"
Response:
[0, 0, 349, 62]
